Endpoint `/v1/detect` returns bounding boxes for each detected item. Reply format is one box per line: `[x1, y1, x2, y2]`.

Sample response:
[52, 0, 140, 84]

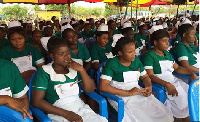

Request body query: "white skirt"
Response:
[164, 77, 189, 118]
[48, 97, 107, 122]
[109, 94, 174, 122]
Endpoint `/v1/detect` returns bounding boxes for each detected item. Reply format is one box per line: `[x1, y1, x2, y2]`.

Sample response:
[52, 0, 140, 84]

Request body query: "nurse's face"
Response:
[119, 42, 136, 62]
[97, 34, 109, 48]
[10, 33, 26, 50]
[63, 30, 78, 45]
[51, 45, 71, 67]
[126, 29, 135, 41]
[184, 27, 196, 43]
[155, 37, 169, 51]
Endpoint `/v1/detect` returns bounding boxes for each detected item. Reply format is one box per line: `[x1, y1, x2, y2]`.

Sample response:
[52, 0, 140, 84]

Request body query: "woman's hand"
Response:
[128, 87, 142, 96]
[165, 82, 178, 97]
[142, 86, 152, 97]
[68, 60, 84, 73]
[190, 73, 198, 82]
[64, 111, 83, 122]
[6, 97, 33, 120]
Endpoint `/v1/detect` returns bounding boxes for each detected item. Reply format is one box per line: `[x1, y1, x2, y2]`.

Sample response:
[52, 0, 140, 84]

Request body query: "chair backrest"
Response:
[28, 70, 38, 101]
[96, 60, 108, 91]
[188, 79, 200, 121]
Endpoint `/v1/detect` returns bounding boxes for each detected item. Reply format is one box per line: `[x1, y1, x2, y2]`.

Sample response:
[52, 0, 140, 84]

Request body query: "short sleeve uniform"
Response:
[0, 45, 44, 67]
[141, 50, 174, 74]
[70, 42, 91, 65]
[32, 65, 81, 104]
[172, 42, 198, 66]
[0, 59, 28, 98]
[90, 43, 112, 64]
[0, 38, 10, 49]
[134, 33, 148, 48]
[101, 56, 146, 82]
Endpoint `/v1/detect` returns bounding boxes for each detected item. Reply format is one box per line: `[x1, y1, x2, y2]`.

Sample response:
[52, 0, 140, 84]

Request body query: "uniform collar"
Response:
[42, 63, 77, 82]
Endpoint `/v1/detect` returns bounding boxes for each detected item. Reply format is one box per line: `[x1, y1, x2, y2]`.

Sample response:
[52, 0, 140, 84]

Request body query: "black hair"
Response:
[138, 24, 145, 30]
[112, 37, 134, 56]
[72, 23, 79, 29]
[107, 20, 114, 27]
[44, 26, 53, 31]
[79, 19, 84, 25]
[62, 28, 76, 38]
[8, 26, 27, 41]
[150, 29, 169, 46]
[32, 30, 42, 37]
[47, 37, 68, 54]
[0, 27, 5, 32]
[121, 27, 133, 35]
[196, 23, 199, 32]
[178, 24, 194, 37]
[96, 31, 108, 37]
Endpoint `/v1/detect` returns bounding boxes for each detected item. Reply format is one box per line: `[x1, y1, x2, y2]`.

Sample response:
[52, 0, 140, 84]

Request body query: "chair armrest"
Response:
[99, 91, 124, 122]
[0, 105, 33, 122]
[84, 91, 108, 119]
[152, 83, 166, 91]
[30, 105, 51, 122]
[173, 71, 191, 80]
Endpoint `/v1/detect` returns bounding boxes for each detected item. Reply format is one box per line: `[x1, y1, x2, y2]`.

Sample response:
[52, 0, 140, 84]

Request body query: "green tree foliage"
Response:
[104, 4, 118, 17]
[33, 5, 41, 12]
[2, 4, 28, 19]
[45, 4, 69, 15]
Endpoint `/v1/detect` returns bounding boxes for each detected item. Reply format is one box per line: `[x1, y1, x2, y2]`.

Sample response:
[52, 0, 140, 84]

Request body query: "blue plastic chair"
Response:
[188, 79, 200, 121]
[28, 70, 108, 122]
[0, 106, 33, 122]
[96, 60, 124, 122]
[173, 71, 199, 83]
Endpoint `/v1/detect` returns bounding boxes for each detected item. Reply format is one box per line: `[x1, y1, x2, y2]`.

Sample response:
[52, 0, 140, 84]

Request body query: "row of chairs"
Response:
[0, 60, 199, 122]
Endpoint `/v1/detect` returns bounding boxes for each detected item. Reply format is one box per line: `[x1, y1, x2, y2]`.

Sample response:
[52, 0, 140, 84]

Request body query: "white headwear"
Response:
[107, 17, 113, 22]
[71, 21, 77, 25]
[149, 25, 164, 34]
[59, 19, 70, 26]
[26, 21, 32, 24]
[162, 22, 168, 29]
[112, 34, 124, 47]
[139, 22, 145, 26]
[42, 25, 51, 31]
[175, 21, 180, 29]
[122, 22, 132, 29]
[85, 21, 90, 24]
[8, 21, 22, 28]
[121, 18, 129, 26]
[61, 23, 74, 33]
[179, 17, 192, 26]
[97, 24, 108, 31]
[40, 37, 51, 51]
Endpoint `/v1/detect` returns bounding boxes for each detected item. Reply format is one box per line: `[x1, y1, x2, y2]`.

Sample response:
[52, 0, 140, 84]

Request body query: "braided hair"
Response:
[112, 37, 134, 56]
[47, 37, 68, 54]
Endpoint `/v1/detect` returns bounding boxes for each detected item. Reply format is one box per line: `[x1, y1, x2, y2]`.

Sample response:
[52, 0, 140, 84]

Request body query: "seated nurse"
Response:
[31, 37, 107, 122]
[0, 21, 45, 84]
[141, 25, 197, 122]
[100, 36, 174, 122]
[172, 18, 199, 73]
[0, 59, 32, 120]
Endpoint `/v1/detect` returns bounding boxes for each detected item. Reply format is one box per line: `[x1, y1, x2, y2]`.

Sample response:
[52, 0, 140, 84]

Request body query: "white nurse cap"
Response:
[149, 25, 164, 34]
[8, 21, 22, 28]
[112, 34, 124, 47]
[97, 24, 108, 31]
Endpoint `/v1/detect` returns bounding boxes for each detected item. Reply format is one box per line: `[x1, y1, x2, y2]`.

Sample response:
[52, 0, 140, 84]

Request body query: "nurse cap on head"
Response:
[112, 34, 124, 47]
[149, 25, 164, 34]
[179, 17, 192, 26]
[97, 24, 108, 32]
[122, 22, 132, 29]
[8, 21, 22, 28]
[41, 37, 51, 51]
[121, 18, 129, 26]
[139, 22, 145, 27]
[61, 23, 74, 33]
[162, 22, 168, 29]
